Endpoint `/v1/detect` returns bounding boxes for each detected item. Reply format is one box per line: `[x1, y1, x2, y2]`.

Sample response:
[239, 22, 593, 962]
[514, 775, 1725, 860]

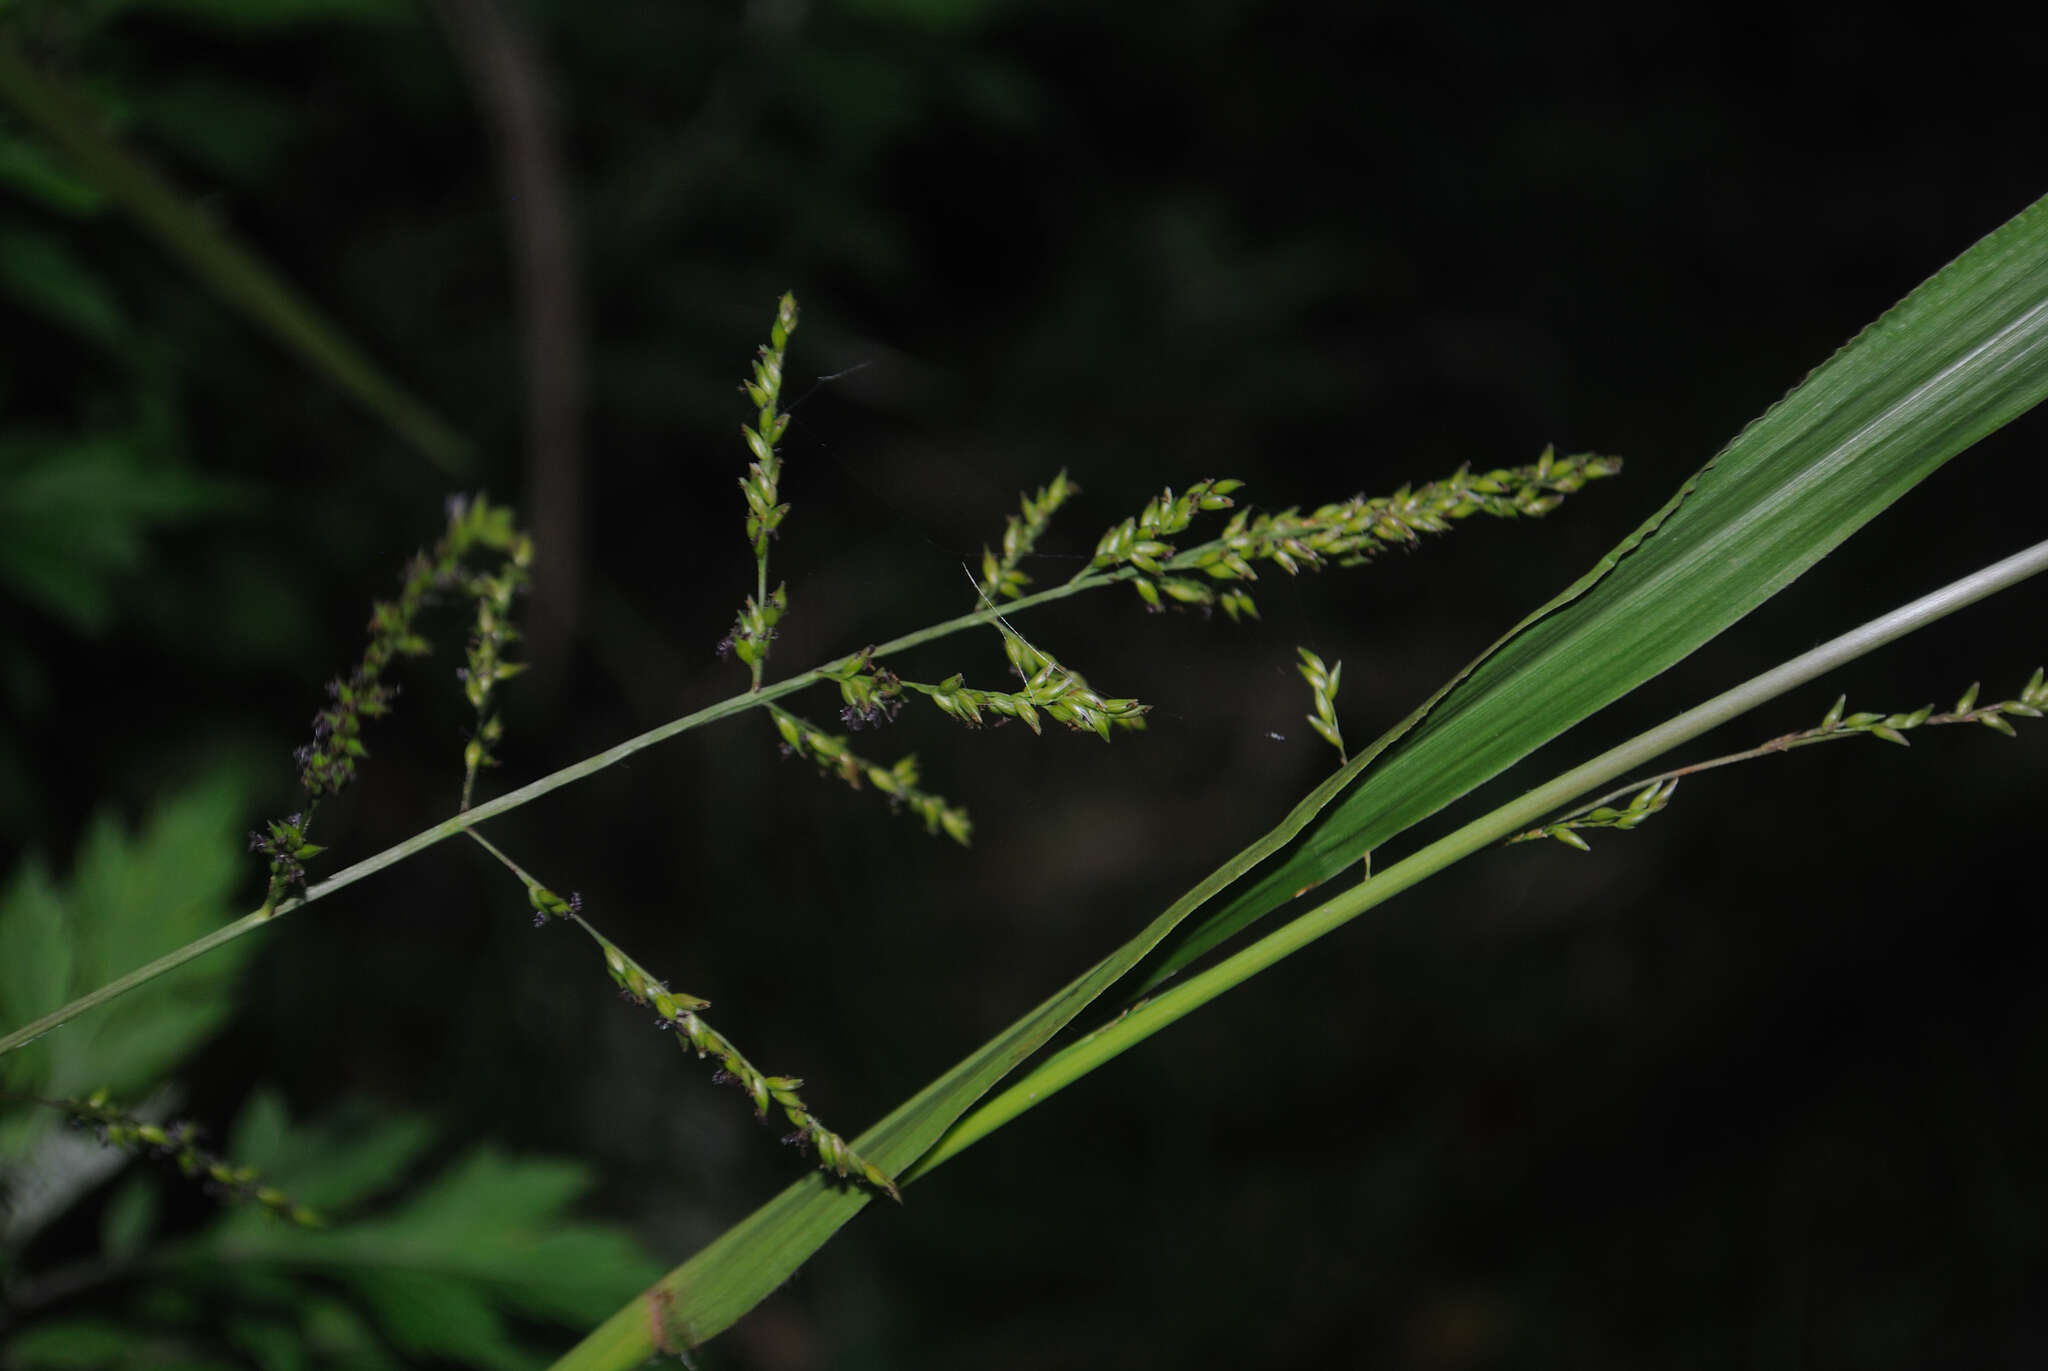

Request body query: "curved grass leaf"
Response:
[1139, 188, 2048, 991]
[550, 188, 2048, 1367]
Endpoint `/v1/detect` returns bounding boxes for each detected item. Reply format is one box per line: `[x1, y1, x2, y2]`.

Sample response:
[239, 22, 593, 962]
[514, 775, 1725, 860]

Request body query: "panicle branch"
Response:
[472, 831, 900, 1201]
[769, 702, 972, 846]
[723, 293, 800, 690]
[1080, 448, 1621, 620]
[458, 526, 535, 809]
[45, 1088, 321, 1226]
[980, 470, 1080, 602]
[252, 494, 529, 914]
[1511, 666, 2047, 850]
[1296, 647, 1346, 764]
[903, 621, 1149, 743]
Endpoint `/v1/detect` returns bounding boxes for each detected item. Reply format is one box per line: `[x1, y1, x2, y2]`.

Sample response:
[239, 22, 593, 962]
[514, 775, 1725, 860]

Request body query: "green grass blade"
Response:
[0, 35, 469, 474]
[1139, 189, 2048, 991]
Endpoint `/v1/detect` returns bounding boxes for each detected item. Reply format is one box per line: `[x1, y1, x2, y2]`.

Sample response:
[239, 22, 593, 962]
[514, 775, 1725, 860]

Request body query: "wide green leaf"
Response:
[1141, 188, 2048, 989]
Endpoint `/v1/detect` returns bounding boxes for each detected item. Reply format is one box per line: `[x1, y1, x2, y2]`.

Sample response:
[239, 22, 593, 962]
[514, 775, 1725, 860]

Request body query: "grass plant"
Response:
[1, 36, 2045, 1359]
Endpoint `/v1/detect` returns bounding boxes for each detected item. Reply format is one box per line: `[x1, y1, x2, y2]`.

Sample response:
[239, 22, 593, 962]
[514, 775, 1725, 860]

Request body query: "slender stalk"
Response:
[753, 553, 770, 692]
[1506, 673, 2040, 845]
[0, 914, 267, 1058]
[905, 535, 2048, 1179]
[0, 452, 1597, 1057]
[0, 572, 1122, 1058]
[0, 37, 469, 474]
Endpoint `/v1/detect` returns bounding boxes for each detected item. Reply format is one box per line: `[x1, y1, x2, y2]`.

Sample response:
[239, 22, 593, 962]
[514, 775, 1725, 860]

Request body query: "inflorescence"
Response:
[911, 620, 1148, 741]
[253, 494, 530, 913]
[1079, 448, 1622, 621]
[722, 292, 799, 689]
[1512, 668, 2048, 850]
[54, 1089, 321, 1226]
[236, 293, 1639, 1221]
[495, 837, 900, 1202]
[705, 297, 1618, 845]
[458, 520, 534, 809]
[1296, 647, 1346, 764]
[980, 470, 1081, 603]
[771, 702, 972, 845]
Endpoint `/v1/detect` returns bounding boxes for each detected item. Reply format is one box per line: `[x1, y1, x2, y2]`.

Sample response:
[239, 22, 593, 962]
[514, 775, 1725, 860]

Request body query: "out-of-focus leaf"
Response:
[298, 1298, 405, 1371]
[227, 1088, 291, 1171]
[0, 859, 70, 1089]
[226, 1091, 436, 1211]
[0, 769, 253, 1106]
[72, 1000, 238, 1102]
[147, 1100, 659, 1369]
[3, 1320, 147, 1368]
[116, 0, 413, 31]
[324, 1150, 657, 1326]
[132, 77, 295, 184]
[100, 1171, 160, 1260]
[225, 1317, 310, 1371]
[0, 125, 107, 213]
[13, 1090, 653, 1370]
[345, 1271, 532, 1371]
[0, 435, 238, 635]
[835, 0, 996, 30]
[0, 226, 126, 346]
[0, 1320, 231, 1370]
[0, 38, 470, 473]
[0, 771, 251, 1251]
[0, 1100, 136, 1245]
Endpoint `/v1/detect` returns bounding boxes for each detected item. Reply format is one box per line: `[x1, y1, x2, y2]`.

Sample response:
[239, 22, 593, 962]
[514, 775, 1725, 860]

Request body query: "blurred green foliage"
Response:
[0, 774, 658, 1369]
[0, 774, 254, 1121]
[0, 435, 236, 635]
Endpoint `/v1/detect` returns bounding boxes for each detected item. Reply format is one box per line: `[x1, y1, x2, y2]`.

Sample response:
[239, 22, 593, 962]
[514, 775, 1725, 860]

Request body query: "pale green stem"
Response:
[0, 572, 1122, 1058]
[0, 476, 1594, 1056]
[751, 549, 770, 693]
[460, 827, 624, 965]
[905, 535, 2048, 1179]
[1517, 721, 1901, 839]
[461, 826, 542, 891]
[0, 36, 468, 474]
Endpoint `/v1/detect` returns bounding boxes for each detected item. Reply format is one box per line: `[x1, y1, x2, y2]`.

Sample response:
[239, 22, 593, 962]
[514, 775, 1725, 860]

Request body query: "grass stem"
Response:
[0, 571, 1120, 1058]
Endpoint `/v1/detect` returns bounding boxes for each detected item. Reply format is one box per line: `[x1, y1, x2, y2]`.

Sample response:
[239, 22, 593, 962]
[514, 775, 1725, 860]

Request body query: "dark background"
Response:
[5, 2, 2048, 1366]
